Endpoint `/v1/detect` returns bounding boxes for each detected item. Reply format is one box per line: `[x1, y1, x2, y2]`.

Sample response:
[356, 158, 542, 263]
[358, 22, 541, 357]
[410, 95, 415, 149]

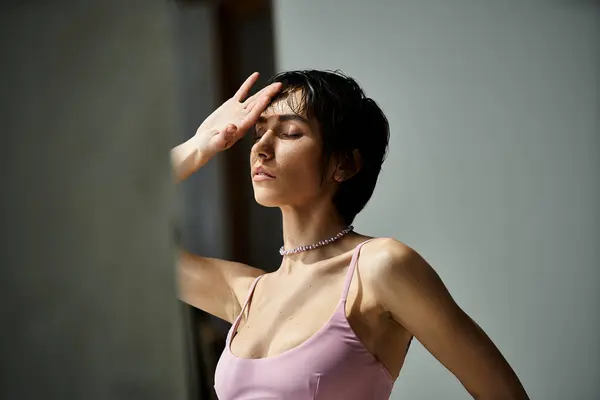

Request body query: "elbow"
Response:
[467, 375, 529, 400]
[470, 386, 530, 400]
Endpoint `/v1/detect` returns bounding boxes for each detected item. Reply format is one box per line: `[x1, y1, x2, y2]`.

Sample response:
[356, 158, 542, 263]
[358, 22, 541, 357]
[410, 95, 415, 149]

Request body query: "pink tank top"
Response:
[214, 239, 395, 399]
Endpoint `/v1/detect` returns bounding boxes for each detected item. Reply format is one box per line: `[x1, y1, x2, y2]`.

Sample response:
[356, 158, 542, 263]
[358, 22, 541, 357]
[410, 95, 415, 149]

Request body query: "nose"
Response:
[254, 130, 274, 160]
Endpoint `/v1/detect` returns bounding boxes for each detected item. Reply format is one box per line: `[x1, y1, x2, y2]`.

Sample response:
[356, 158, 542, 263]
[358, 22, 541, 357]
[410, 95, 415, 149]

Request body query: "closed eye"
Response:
[282, 132, 303, 139]
[252, 128, 303, 143]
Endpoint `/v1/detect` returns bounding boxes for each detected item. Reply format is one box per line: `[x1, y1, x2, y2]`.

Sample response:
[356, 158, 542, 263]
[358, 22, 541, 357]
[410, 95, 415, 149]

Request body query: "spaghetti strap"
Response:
[231, 275, 263, 337]
[341, 238, 377, 302]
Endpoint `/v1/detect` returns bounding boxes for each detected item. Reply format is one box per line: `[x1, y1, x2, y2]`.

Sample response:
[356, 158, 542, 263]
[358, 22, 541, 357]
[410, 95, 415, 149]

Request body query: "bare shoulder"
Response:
[359, 237, 438, 298]
[360, 237, 423, 275]
[359, 239, 529, 398]
[178, 250, 265, 322]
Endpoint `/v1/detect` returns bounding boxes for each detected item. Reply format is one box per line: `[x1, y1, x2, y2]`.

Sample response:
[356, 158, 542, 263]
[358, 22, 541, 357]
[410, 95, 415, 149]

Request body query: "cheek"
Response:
[280, 147, 323, 184]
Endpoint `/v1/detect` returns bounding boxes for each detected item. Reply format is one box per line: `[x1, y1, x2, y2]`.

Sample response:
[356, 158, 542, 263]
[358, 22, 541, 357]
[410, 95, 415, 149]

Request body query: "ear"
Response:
[334, 149, 363, 182]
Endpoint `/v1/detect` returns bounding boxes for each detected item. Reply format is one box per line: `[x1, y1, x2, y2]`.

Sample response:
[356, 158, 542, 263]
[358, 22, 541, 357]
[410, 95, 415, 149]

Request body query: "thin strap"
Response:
[231, 275, 263, 335]
[341, 238, 377, 302]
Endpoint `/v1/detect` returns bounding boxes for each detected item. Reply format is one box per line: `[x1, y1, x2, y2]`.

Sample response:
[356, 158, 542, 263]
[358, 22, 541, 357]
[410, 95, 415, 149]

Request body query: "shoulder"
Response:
[360, 237, 440, 304]
[360, 237, 422, 275]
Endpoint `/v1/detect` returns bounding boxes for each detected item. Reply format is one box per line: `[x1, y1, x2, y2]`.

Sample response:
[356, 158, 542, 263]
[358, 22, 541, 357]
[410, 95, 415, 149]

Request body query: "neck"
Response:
[279, 198, 350, 263]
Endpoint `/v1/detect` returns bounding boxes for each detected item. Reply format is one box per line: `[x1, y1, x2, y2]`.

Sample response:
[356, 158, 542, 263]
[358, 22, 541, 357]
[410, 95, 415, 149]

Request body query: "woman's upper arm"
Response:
[178, 249, 265, 323]
[372, 239, 529, 399]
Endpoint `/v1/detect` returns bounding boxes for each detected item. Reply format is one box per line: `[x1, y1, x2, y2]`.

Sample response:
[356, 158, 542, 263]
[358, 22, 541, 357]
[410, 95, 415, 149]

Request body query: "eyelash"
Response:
[253, 132, 302, 142]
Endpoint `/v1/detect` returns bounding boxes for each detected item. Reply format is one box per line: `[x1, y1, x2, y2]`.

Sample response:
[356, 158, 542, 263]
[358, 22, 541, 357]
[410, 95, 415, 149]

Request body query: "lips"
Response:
[253, 166, 275, 178]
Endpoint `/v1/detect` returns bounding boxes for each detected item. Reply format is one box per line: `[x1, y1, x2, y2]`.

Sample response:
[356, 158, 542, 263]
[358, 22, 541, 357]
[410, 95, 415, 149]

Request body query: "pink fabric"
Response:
[214, 239, 394, 399]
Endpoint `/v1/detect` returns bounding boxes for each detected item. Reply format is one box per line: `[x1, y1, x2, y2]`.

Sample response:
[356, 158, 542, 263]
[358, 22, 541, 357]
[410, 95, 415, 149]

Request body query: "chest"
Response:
[229, 268, 385, 360]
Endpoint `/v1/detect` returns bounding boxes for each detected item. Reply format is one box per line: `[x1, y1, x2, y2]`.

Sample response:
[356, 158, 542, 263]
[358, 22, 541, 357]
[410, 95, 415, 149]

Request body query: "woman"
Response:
[172, 71, 529, 399]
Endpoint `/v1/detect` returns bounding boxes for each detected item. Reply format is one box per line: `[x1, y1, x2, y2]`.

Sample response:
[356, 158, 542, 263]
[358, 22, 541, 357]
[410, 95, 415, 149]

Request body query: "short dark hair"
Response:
[267, 70, 390, 225]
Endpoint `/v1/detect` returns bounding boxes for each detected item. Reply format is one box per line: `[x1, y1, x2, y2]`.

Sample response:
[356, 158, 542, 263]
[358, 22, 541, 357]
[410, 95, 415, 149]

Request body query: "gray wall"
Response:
[273, 1, 599, 399]
[1, 2, 186, 399]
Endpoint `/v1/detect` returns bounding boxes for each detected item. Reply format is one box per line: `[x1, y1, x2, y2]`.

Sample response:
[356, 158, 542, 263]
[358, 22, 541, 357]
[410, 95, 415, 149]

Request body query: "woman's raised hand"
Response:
[195, 72, 282, 158]
[171, 72, 281, 182]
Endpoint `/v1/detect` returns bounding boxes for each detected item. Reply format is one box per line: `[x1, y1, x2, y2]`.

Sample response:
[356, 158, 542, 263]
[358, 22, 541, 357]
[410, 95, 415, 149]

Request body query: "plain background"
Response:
[273, 1, 599, 399]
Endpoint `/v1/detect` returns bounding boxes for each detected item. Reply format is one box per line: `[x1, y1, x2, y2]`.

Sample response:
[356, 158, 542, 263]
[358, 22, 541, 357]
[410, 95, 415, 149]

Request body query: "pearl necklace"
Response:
[279, 226, 354, 256]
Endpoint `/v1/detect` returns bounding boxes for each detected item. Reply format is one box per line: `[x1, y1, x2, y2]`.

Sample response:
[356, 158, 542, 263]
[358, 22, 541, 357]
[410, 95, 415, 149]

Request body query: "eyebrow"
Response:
[256, 114, 309, 125]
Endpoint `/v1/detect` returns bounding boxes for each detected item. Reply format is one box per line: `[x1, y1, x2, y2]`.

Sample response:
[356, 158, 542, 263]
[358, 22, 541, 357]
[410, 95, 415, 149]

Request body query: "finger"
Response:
[243, 82, 282, 108]
[250, 84, 281, 115]
[248, 82, 281, 103]
[233, 72, 259, 102]
[220, 124, 239, 149]
[225, 124, 237, 134]
[242, 87, 266, 108]
[240, 92, 275, 129]
[219, 124, 237, 140]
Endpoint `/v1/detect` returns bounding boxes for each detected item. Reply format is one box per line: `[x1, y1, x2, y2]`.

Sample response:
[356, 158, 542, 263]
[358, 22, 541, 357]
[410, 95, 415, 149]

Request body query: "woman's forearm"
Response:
[170, 133, 212, 183]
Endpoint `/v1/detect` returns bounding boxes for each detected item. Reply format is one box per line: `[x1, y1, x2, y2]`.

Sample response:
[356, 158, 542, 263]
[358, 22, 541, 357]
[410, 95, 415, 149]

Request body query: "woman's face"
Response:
[250, 90, 334, 208]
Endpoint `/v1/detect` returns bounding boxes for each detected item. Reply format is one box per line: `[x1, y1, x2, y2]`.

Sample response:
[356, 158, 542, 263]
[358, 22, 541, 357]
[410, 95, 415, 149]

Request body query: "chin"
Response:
[253, 189, 284, 207]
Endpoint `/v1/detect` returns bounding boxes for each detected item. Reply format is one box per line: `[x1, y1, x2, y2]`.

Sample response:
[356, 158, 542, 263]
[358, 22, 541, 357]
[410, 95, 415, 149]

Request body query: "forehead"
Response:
[260, 89, 307, 119]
